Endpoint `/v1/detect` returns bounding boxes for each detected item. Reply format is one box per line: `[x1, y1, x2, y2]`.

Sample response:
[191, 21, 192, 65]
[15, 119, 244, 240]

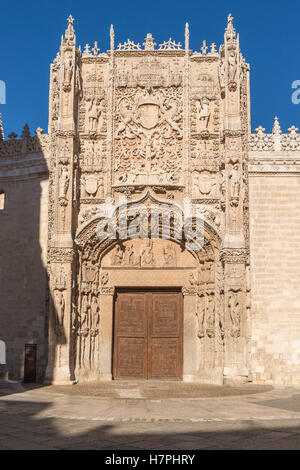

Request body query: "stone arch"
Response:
[73, 195, 224, 383]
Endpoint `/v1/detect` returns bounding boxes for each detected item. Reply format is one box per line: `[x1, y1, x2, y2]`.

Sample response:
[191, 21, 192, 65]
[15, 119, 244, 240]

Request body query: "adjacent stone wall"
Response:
[249, 173, 300, 384]
[0, 172, 49, 381]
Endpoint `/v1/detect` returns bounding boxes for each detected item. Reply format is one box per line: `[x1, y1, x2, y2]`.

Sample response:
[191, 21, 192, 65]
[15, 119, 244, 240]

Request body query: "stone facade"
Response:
[0, 15, 299, 385]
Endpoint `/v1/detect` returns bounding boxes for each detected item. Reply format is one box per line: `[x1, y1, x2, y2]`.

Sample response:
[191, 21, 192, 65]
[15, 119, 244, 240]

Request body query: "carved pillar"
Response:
[99, 282, 115, 381]
[46, 248, 75, 384]
[221, 248, 249, 384]
[47, 17, 81, 383]
[182, 286, 198, 382]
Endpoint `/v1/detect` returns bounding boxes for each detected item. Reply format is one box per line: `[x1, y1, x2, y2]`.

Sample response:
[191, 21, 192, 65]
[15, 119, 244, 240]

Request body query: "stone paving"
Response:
[1, 381, 300, 449]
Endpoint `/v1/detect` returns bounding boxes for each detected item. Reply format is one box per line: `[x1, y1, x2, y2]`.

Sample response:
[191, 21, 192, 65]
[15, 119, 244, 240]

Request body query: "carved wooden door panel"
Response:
[114, 291, 183, 380]
[148, 292, 183, 380]
[113, 293, 147, 379]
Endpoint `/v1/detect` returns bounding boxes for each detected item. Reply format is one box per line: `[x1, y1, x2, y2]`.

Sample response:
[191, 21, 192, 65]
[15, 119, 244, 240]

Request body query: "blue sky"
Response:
[0, 0, 299, 137]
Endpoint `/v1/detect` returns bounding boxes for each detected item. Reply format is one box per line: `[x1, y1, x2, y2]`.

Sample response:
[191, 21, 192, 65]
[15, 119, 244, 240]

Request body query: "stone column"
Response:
[99, 286, 115, 381]
[182, 287, 198, 382]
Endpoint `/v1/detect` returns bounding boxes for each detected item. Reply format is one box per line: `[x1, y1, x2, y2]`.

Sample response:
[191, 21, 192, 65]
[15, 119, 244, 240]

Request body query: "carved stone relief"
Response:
[114, 86, 183, 186]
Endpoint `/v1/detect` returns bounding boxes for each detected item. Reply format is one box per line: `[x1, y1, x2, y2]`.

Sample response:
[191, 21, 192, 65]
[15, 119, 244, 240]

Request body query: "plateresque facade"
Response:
[1, 15, 300, 385]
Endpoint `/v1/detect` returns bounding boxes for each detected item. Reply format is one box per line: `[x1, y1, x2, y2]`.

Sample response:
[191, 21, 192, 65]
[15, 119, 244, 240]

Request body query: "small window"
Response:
[0, 192, 4, 210]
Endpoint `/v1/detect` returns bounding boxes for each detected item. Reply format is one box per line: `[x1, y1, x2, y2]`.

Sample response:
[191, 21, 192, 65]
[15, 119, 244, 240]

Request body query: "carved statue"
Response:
[228, 50, 237, 83]
[88, 98, 101, 132]
[141, 239, 155, 266]
[228, 292, 241, 338]
[111, 244, 124, 266]
[229, 163, 240, 201]
[115, 99, 136, 138]
[195, 97, 210, 132]
[163, 99, 182, 137]
[59, 167, 69, 200]
[54, 290, 65, 335]
[124, 243, 140, 266]
[196, 296, 205, 339]
[206, 295, 215, 338]
[163, 243, 176, 267]
[64, 56, 73, 87]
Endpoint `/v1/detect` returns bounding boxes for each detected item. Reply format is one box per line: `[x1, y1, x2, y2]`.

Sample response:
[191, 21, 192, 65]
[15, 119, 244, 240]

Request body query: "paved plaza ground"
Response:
[1, 380, 300, 449]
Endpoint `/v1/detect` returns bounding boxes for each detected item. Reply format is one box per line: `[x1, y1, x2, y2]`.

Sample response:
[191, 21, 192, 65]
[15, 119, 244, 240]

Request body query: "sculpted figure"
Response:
[228, 50, 237, 82]
[111, 245, 124, 266]
[88, 98, 101, 132]
[64, 56, 73, 85]
[163, 100, 182, 137]
[54, 290, 65, 334]
[228, 292, 241, 338]
[196, 97, 210, 132]
[141, 239, 155, 266]
[196, 296, 205, 339]
[163, 243, 176, 267]
[59, 167, 69, 199]
[206, 296, 215, 337]
[230, 164, 240, 199]
[115, 99, 136, 138]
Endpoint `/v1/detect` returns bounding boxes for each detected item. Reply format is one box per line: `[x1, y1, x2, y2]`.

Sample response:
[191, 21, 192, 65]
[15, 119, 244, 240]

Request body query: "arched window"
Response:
[0, 191, 5, 210]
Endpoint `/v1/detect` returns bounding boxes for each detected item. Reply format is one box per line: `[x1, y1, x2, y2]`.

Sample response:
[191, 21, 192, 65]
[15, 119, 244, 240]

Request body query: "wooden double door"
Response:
[113, 290, 183, 380]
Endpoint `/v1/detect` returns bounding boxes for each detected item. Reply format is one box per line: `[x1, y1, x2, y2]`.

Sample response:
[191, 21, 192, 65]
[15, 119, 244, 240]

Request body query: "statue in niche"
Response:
[206, 295, 215, 338]
[88, 98, 102, 133]
[229, 163, 240, 204]
[163, 243, 177, 267]
[196, 295, 205, 339]
[228, 292, 241, 338]
[195, 97, 210, 132]
[59, 167, 69, 200]
[90, 296, 100, 367]
[141, 239, 155, 266]
[54, 290, 65, 336]
[79, 294, 90, 368]
[63, 55, 73, 88]
[228, 50, 237, 88]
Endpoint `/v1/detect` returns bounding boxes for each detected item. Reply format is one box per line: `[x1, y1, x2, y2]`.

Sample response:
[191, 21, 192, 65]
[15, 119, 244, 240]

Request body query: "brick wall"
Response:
[249, 175, 300, 384]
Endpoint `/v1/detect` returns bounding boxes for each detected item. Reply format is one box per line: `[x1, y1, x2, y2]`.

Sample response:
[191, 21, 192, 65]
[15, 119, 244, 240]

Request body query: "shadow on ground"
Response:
[0, 394, 300, 450]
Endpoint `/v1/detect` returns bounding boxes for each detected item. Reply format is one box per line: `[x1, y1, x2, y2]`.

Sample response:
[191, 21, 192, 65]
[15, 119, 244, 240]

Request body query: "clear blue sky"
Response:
[0, 0, 299, 137]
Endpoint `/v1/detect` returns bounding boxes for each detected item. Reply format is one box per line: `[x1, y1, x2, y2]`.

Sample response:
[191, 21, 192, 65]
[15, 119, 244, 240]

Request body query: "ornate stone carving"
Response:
[114, 86, 183, 186]
[228, 291, 241, 338]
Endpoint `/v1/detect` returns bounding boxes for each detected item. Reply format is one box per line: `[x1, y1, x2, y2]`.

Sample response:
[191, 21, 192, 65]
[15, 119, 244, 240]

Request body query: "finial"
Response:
[21, 124, 31, 140]
[272, 116, 282, 136]
[143, 33, 156, 51]
[67, 14, 74, 26]
[92, 41, 100, 56]
[185, 22, 189, 52]
[288, 125, 299, 135]
[110, 24, 115, 51]
[0, 113, 4, 141]
[201, 40, 208, 55]
[62, 14, 76, 47]
[225, 12, 236, 40]
[210, 43, 217, 54]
